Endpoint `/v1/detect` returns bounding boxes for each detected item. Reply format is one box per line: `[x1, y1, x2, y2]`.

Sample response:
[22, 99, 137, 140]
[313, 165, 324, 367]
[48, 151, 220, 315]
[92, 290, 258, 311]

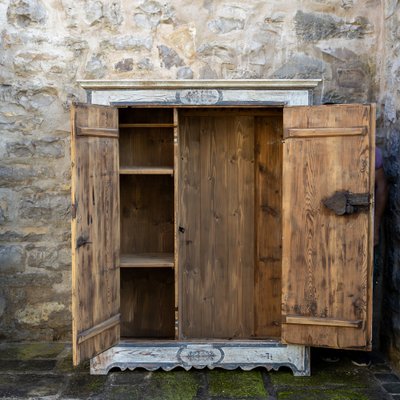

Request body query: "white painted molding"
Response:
[90, 341, 311, 376]
[78, 79, 321, 90]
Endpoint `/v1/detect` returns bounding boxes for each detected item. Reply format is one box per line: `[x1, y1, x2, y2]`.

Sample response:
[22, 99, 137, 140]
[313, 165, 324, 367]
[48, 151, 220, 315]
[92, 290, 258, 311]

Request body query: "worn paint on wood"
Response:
[281, 104, 374, 349]
[71, 103, 120, 365]
[179, 110, 255, 339]
[90, 341, 310, 377]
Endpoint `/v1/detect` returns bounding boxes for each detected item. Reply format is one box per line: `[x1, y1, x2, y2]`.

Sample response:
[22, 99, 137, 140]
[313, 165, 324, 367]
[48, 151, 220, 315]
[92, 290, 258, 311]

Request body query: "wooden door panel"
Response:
[282, 104, 375, 349]
[179, 111, 254, 339]
[254, 116, 283, 338]
[71, 103, 120, 365]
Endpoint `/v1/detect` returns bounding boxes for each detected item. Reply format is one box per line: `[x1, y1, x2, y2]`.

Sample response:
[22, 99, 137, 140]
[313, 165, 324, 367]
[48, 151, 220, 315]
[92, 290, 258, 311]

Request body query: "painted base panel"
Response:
[90, 341, 310, 376]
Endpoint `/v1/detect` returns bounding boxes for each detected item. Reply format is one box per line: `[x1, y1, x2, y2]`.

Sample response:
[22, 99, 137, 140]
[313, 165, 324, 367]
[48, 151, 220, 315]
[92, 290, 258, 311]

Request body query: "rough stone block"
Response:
[271, 55, 325, 79]
[294, 11, 372, 41]
[158, 45, 184, 69]
[115, 58, 134, 72]
[7, 0, 47, 27]
[0, 245, 24, 273]
[0, 374, 64, 398]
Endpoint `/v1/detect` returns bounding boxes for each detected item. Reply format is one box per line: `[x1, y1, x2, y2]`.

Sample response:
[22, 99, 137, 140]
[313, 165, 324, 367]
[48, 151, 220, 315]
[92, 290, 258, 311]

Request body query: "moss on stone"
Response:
[208, 369, 267, 398]
[270, 361, 369, 388]
[62, 375, 107, 397]
[277, 389, 370, 399]
[150, 370, 199, 400]
[0, 342, 66, 360]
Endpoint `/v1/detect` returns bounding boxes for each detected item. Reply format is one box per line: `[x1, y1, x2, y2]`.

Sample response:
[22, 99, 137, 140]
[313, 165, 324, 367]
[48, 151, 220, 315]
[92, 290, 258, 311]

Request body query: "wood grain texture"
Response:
[120, 268, 175, 338]
[120, 253, 174, 268]
[120, 175, 174, 254]
[119, 127, 173, 168]
[173, 108, 179, 339]
[281, 104, 373, 349]
[119, 167, 173, 175]
[254, 115, 283, 338]
[179, 110, 254, 339]
[71, 103, 120, 366]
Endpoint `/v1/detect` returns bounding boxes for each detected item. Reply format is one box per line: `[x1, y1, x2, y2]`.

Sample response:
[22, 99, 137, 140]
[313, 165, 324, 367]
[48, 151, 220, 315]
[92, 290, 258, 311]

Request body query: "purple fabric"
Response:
[376, 147, 383, 170]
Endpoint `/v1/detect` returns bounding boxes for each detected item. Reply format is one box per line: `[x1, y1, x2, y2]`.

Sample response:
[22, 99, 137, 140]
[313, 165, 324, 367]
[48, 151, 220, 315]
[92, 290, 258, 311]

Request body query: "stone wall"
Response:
[379, 0, 400, 371]
[0, 0, 397, 361]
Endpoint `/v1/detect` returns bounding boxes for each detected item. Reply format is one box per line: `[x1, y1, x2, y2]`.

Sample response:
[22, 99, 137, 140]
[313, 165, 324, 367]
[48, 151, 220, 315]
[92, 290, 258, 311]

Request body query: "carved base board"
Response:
[90, 341, 310, 376]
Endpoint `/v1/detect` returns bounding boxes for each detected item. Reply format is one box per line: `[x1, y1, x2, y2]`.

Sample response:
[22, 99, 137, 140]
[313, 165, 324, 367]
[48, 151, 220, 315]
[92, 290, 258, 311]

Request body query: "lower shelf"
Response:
[90, 341, 311, 376]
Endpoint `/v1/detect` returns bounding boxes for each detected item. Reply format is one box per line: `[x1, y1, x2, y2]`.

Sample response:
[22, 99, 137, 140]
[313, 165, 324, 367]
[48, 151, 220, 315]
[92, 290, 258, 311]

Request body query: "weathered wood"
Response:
[254, 114, 283, 338]
[77, 314, 121, 344]
[286, 127, 365, 138]
[119, 167, 174, 175]
[71, 103, 120, 366]
[285, 316, 362, 328]
[119, 107, 174, 124]
[120, 175, 174, 255]
[120, 253, 174, 268]
[120, 269, 175, 338]
[281, 104, 373, 349]
[90, 88, 311, 107]
[77, 127, 119, 137]
[179, 110, 254, 339]
[173, 108, 179, 340]
[367, 104, 376, 352]
[120, 123, 177, 128]
[90, 341, 311, 377]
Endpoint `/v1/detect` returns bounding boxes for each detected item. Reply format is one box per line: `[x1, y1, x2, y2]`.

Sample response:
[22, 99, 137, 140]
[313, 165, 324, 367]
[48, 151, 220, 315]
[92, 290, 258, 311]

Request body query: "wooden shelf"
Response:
[119, 123, 177, 128]
[120, 253, 174, 268]
[120, 167, 174, 175]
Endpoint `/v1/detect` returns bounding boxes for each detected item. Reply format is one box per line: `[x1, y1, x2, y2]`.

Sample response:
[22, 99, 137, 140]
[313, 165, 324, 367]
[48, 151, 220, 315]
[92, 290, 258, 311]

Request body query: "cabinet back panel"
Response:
[254, 115, 283, 338]
[178, 110, 255, 339]
[120, 175, 174, 254]
[119, 108, 173, 124]
[120, 268, 175, 338]
[119, 128, 173, 168]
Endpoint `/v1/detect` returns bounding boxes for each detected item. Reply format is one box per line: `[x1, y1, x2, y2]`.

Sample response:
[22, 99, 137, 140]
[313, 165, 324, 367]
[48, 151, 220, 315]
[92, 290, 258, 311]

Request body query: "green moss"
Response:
[277, 389, 370, 400]
[55, 353, 89, 373]
[270, 361, 369, 389]
[0, 343, 66, 360]
[150, 370, 199, 400]
[62, 375, 107, 397]
[208, 369, 267, 398]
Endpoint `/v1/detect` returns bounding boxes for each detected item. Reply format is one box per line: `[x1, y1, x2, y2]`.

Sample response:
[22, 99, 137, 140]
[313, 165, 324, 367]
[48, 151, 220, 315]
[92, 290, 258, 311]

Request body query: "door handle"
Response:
[323, 191, 370, 216]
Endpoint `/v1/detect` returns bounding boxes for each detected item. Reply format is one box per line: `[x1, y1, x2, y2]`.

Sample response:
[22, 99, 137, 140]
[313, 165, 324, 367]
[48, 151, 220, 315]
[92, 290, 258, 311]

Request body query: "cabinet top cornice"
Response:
[78, 79, 322, 90]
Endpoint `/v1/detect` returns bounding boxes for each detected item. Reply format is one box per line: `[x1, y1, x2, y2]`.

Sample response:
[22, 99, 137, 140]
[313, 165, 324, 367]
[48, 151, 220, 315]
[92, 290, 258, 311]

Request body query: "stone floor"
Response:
[0, 343, 399, 399]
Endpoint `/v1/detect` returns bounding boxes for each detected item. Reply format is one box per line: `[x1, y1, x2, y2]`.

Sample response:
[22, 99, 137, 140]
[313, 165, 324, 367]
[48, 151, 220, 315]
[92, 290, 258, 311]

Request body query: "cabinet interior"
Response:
[118, 107, 283, 341]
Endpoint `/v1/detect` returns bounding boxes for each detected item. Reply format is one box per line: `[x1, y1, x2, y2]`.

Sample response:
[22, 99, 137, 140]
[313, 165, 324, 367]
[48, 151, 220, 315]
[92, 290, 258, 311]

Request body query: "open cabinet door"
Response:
[71, 104, 120, 365]
[281, 104, 375, 349]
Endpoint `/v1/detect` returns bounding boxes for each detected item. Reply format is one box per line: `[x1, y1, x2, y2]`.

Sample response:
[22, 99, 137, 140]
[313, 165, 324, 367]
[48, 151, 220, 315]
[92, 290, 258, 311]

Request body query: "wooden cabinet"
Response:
[71, 102, 375, 375]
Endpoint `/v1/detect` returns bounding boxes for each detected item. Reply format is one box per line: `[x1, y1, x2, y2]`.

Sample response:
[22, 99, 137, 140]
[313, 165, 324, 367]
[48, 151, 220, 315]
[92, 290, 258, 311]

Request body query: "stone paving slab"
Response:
[0, 343, 398, 400]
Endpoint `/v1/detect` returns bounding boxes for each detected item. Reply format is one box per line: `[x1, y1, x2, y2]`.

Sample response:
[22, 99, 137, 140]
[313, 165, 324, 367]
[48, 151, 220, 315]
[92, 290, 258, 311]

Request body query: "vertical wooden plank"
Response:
[173, 108, 179, 339]
[71, 104, 120, 365]
[231, 116, 255, 337]
[179, 110, 254, 339]
[281, 104, 373, 349]
[368, 103, 376, 348]
[178, 113, 201, 338]
[254, 115, 283, 338]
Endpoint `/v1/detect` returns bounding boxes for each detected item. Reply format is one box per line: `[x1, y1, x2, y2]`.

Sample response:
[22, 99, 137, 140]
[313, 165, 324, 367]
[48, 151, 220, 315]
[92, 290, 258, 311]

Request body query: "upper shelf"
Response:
[120, 167, 174, 175]
[119, 123, 177, 128]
